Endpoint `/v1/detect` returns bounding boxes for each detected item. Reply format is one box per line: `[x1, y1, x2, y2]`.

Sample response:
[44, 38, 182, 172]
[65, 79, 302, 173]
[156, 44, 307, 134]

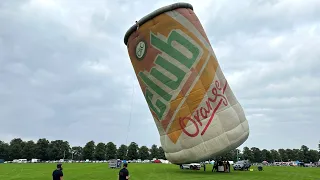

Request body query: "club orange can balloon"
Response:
[124, 2, 249, 164]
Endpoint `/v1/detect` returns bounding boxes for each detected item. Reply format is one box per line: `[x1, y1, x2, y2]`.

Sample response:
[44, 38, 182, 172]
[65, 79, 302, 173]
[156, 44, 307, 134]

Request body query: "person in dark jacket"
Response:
[52, 163, 63, 180]
[118, 163, 130, 180]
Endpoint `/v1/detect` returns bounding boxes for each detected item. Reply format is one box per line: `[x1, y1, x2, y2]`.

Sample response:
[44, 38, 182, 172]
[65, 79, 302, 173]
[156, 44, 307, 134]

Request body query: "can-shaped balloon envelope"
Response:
[124, 2, 249, 164]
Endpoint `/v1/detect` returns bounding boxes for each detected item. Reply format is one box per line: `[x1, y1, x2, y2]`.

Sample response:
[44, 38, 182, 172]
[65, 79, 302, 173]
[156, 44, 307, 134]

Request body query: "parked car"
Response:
[233, 160, 251, 171]
[180, 163, 201, 170]
[153, 159, 162, 163]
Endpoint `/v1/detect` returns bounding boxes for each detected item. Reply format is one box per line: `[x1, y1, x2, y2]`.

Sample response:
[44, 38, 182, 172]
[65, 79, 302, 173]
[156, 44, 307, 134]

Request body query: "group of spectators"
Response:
[212, 160, 231, 172]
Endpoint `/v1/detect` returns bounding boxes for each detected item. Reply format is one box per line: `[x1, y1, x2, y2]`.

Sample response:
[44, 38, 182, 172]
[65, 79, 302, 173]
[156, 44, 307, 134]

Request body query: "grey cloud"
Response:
[206, 0, 320, 41]
[0, 0, 154, 146]
[204, 0, 320, 149]
[0, 0, 319, 151]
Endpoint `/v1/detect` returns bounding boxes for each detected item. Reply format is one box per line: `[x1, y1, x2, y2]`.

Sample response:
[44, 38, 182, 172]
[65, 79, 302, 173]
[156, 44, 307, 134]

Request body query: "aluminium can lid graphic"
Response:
[123, 2, 193, 45]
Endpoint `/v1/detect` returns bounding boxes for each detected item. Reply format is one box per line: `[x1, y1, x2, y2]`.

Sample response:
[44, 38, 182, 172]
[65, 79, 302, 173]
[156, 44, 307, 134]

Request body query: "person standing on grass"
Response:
[227, 161, 230, 172]
[118, 163, 130, 180]
[52, 163, 63, 180]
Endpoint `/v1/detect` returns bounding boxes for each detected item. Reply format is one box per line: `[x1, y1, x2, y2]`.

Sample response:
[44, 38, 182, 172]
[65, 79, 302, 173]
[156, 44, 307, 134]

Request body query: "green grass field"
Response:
[0, 163, 319, 180]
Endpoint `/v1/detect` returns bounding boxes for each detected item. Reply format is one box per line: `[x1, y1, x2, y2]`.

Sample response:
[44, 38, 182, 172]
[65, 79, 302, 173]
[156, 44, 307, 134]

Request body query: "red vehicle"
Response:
[153, 159, 162, 163]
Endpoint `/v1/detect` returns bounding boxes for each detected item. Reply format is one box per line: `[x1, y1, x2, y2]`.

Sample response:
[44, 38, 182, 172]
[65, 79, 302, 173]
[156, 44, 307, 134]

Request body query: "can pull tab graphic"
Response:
[135, 21, 139, 30]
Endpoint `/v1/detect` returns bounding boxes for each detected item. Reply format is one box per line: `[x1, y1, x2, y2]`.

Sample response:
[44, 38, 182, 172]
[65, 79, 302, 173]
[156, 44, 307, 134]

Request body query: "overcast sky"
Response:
[0, 0, 319, 151]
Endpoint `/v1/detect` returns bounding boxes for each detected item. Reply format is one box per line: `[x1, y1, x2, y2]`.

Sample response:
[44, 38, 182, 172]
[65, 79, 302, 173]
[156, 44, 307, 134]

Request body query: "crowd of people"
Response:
[53, 160, 235, 180]
[212, 160, 231, 173]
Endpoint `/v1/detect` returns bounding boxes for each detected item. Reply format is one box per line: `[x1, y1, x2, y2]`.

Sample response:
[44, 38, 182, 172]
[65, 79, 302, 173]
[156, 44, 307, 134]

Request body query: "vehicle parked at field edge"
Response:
[233, 160, 251, 171]
[180, 163, 201, 170]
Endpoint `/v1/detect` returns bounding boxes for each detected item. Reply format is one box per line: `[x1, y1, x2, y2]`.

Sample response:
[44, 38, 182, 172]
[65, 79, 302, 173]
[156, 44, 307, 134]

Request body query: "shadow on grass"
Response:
[168, 169, 246, 176]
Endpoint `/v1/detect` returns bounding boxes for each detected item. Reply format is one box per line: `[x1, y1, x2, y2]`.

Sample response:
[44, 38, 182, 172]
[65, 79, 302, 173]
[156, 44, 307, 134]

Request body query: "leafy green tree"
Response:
[308, 149, 319, 163]
[106, 142, 117, 160]
[230, 149, 239, 161]
[297, 149, 304, 161]
[158, 147, 166, 160]
[9, 138, 25, 159]
[278, 149, 288, 161]
[220, 149, 233, 161]
[127, 142, 139, 160]
[232, 149, 240, 161]
[261, 149, 268, 161]
[22, 140, 36, 160]
[213, 149, 241, 161]
[48, 140, 71, 160]
[300, 145, 309, 162]
[71, 146, 83, 160]
[251, 147, 262, 163]
[265, 150, 273, 162]
[242, 147, 253, 161]
[35, 138, 50, 160]
[270, 149, 280, 162]
[117, 144, 128, 160]
[95, 143, 106, 160]
[235, 149, 243, 161]
[0, 141, 10, 160]
[285, 149, 294, 161]
[83, 141, 95, 160]
[150, 144, 159, 159]
[291, 148, 303, 161]
[138, 146, 149, 160]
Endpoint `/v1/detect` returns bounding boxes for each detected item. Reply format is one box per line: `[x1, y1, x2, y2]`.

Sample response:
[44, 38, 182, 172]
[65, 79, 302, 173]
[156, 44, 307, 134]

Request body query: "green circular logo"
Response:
[135, 40, 147, 60]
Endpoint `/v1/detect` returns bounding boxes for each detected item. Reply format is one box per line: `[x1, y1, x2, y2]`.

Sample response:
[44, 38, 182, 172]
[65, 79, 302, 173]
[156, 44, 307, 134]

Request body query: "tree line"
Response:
[0, 138, 165, 161]
[0, 138, 319, 163]
[220, 145, 319, 163]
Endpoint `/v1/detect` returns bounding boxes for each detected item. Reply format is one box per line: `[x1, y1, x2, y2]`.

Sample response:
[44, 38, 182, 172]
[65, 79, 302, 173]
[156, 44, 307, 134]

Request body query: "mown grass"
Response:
[0, 163, 319, 180]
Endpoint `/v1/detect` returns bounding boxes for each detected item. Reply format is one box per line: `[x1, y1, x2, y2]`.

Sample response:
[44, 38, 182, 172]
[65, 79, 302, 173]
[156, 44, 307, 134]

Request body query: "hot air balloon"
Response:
[123, 2, 249, 164]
